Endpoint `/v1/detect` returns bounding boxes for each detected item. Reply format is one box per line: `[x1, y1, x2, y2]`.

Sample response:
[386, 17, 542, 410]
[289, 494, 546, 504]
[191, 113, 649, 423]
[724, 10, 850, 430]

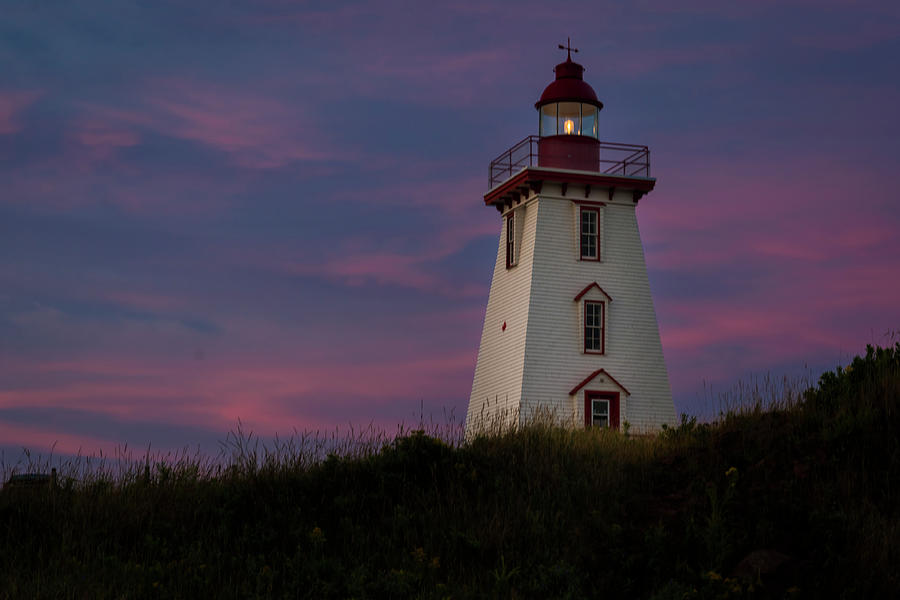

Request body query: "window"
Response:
[584, 300, 604, 353]
[505, 212, 516, 268]
[574, 283, 611, 354]
[580, 208, 599, 260]
[584, 391, 620, 429]
[540, 104, 557, 136]
[539, 102, 600, 139]
[591, 398, 609, 428]
[581, 104, 598, 139]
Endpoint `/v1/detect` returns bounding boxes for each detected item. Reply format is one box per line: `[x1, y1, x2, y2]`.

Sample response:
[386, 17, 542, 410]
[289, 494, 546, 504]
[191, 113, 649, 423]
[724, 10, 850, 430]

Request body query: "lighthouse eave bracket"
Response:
[484, 167, 656, 207]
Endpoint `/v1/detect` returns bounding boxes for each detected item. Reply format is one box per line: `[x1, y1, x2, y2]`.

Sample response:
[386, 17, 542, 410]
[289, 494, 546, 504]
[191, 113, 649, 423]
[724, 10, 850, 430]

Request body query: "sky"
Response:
[1, 0, 899, 460]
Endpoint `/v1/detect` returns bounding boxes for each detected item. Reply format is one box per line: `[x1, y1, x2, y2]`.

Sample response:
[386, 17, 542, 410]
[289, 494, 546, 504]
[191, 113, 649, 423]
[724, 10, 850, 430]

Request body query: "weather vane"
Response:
[558, 37, 578, 61]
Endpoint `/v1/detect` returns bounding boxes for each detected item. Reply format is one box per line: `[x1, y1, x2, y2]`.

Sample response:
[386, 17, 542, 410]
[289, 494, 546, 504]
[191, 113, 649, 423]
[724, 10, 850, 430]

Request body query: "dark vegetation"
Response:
[1, 343, 898, 599]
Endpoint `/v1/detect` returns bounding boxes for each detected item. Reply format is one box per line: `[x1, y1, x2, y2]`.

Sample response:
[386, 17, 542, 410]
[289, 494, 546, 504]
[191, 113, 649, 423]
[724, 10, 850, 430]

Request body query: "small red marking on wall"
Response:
[502, 321, 507, 331]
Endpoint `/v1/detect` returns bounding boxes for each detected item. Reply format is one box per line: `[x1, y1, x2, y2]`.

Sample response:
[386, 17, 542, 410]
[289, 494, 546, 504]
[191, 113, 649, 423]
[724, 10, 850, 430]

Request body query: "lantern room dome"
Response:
[535, 57, 602, 109]
[536, 54, 603, 141]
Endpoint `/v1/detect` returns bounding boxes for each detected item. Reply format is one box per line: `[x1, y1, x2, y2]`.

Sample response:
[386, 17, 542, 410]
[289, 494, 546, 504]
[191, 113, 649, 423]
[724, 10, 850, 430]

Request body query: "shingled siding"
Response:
[520, 185, 675, 432]
[466, 196, 539, 435]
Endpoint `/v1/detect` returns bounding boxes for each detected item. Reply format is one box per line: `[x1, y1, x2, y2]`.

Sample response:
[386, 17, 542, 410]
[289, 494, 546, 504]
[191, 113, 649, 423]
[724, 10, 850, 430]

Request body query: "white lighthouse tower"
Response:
[466, 44, 675, 435]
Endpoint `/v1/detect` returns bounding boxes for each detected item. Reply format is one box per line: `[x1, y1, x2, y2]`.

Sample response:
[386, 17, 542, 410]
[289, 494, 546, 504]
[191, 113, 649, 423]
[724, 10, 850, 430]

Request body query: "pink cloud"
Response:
[0, 421, 117, 459]
[309, 251, 437, 289]
[277, 208, 496, 296]
[661, 302, 827, 354]
[81, 80, 339, 169]
[655, 246, 900, 395]
[601, 43, 749, 79]
[0, 346, 476, 450]
[102, 290, 188, 313]
[282, 249, 488, 298]
[790, 11, 900, 51]
[660, 302, 835, 399]
[0, 152, 251, 215]
[237, 3, 375, 26]
[68, 118, 141, 160]
[643, 150, 900, 397]
[358, 48, 515, 105]
[75, 126, 140, 149]
[641, 152, 899, 271]
[228, 174, 498, 296]
[0, 90, 40, 135]
[228, 5, 518, 106]
[109, 172, 248, 216]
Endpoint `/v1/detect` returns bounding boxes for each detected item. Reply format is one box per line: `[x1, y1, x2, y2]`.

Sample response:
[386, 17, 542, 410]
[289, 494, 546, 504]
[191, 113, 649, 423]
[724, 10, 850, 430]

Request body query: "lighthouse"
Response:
[466, 44, 675, 435]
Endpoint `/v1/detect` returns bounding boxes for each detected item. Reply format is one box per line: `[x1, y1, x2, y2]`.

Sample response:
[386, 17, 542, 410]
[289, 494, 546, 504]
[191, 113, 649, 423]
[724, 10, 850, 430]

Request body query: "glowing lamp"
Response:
[564, 119, 575, 135]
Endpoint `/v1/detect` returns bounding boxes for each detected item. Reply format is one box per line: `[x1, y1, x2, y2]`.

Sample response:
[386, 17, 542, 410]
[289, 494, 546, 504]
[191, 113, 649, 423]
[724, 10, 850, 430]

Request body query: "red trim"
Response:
[579, 206, 600, 261]
[573, 282, 612, 302]
[570, 199, 606, 207]
[583, 300, 605, 354]
[537, 84, 601, 108]
[569, 368, 631, 397]
[485, 167, 655, 206]
[584, 391, 620, 430]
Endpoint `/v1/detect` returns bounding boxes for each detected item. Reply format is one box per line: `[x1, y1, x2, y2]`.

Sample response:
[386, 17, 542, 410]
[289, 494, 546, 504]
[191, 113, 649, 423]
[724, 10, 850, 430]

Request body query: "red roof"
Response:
[536, 57, 603, 109]
[568, 368, 631, 397]
[573, 282, 613, 303]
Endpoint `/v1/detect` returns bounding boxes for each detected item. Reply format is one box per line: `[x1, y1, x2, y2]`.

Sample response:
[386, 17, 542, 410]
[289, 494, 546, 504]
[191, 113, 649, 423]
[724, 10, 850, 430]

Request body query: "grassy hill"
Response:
[1, 343, 898, 599]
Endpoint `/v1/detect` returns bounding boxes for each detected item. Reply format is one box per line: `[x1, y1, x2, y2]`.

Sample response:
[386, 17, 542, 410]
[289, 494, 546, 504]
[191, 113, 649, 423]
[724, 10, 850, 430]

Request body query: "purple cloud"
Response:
[0, 90, 40, 135]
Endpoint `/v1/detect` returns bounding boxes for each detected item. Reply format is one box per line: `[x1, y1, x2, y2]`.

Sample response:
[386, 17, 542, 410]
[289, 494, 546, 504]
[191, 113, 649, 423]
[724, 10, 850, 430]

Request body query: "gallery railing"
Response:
[489, 135, 651, 188]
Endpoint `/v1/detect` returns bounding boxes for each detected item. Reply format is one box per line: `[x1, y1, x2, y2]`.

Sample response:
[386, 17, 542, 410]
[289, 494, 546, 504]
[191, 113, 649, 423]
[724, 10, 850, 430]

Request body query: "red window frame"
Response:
[584, 391, 620, 430]
[579, 207, 599, 261]
[505, 211, 516, 269]
[583, 300, 605, 354]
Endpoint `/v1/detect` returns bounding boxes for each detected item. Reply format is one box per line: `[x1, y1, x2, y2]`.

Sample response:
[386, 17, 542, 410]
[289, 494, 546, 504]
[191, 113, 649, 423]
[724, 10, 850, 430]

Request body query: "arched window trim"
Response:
[574, 283, 612, 355]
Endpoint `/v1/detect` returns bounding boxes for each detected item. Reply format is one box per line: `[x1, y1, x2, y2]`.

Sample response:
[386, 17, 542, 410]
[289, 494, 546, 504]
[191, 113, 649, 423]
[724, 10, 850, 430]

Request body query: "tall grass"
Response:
[1, 343, 898, 599]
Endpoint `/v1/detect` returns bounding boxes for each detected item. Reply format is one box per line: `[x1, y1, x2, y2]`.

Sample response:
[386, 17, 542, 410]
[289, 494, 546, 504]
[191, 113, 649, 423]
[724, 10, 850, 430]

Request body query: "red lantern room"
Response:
[485, 41, 653, 208]
[535, 44, 603, 171]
